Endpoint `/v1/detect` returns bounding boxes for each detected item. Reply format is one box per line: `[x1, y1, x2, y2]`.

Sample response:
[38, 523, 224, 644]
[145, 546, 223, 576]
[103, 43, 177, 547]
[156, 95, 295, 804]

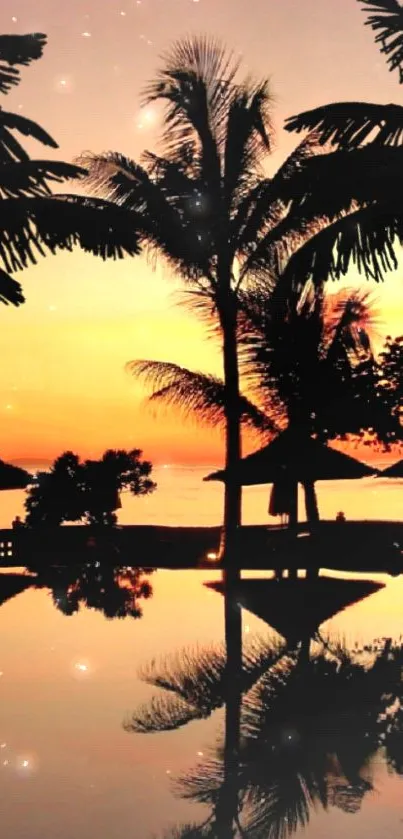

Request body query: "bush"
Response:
[24, 449, 156, 527]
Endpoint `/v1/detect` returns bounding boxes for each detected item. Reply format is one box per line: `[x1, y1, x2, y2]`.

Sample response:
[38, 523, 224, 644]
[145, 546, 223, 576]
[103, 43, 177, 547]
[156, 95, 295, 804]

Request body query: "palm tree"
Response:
[79, 32, 403, 562]
[78, 37, 383, 566]
[276, 0, 403, 285]
[0, 32, 142, 307]
[176, 637, 403, 839]
[127, 285, 383, 525]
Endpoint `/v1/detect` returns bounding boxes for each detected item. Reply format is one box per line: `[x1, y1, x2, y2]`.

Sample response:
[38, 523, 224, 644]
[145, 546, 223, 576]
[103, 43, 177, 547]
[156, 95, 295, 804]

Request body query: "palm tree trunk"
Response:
[214, 580, 242, 838]
[220, 291, 242, 572]
[304, 481, 320, 580]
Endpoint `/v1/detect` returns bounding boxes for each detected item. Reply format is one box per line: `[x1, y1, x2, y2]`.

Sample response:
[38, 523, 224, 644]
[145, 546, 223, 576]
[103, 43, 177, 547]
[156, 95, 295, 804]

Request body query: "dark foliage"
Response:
[0, 32, 141, 306]
[359, 0, 403, 81]
[376, 334, 403, 439]
[24, 449, 156, 527]
[0, 33, 46, 94]
[173, 639, 403, 838]
[40, 562, 153, 620]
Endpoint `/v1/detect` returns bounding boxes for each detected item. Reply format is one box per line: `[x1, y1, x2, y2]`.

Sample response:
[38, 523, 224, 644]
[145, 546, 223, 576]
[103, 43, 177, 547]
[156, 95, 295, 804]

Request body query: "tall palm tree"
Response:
[127, 286, 383, 523]
[126, 595, 403, 839]
[79, 34, 403, 562]
[77, 37, 379, 566]
[0, 32, 142, 307]
[175, 636, 403, 839]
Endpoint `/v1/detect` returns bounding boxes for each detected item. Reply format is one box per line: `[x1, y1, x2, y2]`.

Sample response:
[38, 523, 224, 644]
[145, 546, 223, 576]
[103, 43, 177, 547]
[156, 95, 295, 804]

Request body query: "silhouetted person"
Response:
[12, 515, 24, 529]
[336, 511, 346, 523]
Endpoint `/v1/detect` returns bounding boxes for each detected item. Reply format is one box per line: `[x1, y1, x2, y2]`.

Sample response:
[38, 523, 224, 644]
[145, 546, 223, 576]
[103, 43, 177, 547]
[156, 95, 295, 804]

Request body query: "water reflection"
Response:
[127, 577, 403, 838]
[0, 562, 154, 620]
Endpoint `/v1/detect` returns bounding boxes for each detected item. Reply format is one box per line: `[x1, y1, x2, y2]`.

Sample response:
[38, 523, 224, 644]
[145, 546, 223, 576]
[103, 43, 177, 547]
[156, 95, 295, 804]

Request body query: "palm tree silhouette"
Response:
[126, 581, 403, 838]
[0, 32, 141, 307]
[128, 285, 383, 525]
[280, 0, 403, 283]
[174, 635, 403, 838]
[78, 36, 389, 567]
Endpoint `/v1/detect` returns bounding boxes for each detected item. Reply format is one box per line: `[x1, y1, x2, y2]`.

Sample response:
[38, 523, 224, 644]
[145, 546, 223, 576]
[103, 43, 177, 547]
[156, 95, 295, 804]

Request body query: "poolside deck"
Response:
[1, 520, 402, 573]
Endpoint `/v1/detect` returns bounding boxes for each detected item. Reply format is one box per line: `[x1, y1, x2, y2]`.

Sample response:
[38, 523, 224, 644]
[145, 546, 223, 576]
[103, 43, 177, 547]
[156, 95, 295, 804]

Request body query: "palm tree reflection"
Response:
[126, 583, 403, 838]
[39, 562, 153, 620]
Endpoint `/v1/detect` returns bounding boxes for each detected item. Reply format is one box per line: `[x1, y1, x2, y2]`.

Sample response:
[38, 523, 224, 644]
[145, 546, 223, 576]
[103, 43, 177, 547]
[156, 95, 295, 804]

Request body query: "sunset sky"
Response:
[0, 0, 402, 465]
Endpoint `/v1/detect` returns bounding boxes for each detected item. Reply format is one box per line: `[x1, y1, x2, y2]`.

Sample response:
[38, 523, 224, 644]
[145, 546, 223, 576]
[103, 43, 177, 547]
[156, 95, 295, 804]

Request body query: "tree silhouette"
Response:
[78, 36, 395, 567]
[126, 576, 403, 839]
[124, 635, 287, 735]
[173, 638, 403, 839]
[376, 335, 403, 442]
[40, 562, 153, 620]
[279, 0, 403, 284]
[24, 449, 156, 527]
[128, 285, 395, 524]
[0, 32, 142, 307]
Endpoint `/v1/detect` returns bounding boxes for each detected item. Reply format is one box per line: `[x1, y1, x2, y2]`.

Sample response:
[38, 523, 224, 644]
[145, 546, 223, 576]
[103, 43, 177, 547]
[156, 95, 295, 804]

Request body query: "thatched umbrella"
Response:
[204, 428, 376, 528]
[380, 459, 403, 478]
[207, 577, 383, 646]
[0, 460, 32, 490]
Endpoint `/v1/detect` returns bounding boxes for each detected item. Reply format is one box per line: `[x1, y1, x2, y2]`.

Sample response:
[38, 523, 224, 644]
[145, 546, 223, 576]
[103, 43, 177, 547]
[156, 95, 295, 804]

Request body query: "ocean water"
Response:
[0, 463, 401, 529]
[0, 464, 402, 837]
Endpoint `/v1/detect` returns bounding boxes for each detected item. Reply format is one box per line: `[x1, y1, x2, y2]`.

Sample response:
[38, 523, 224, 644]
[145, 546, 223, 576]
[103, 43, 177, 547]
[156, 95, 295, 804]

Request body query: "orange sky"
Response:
[0, 0, 402, 465]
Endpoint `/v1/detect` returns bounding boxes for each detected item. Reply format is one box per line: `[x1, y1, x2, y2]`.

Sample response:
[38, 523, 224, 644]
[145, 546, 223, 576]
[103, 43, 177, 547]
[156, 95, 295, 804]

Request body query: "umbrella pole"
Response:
[288, 481, 298, 531]
[288, 482, 298, 581]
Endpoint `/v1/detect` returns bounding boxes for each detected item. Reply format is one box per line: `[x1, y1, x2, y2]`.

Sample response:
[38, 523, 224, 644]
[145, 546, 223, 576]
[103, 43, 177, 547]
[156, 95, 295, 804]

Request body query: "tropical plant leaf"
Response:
[77, 150, 213, 284]
[126, 359, 276, 434]
[359, 0, 403, 79]
[123, 693, 201, 734]
[282, 201, 402, 288]
[0, 267, 24, 306]
[142, 36, 241, 163]
[0, 160, 87, 198]
[0, 110, 58, 163]
[285, 101, 403, 148]
[125, 638, 287, 735]
[0, 194, 141, 276]
[0, 33, 46, 94]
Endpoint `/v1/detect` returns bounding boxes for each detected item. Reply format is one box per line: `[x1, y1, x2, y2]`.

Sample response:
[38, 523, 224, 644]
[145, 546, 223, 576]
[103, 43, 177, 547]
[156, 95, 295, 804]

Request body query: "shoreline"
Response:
[1, 519, 402, 574]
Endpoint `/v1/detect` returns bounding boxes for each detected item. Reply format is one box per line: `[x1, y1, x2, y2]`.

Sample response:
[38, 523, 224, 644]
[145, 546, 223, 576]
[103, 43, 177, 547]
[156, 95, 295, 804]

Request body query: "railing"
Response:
[0, 538, 13, 560]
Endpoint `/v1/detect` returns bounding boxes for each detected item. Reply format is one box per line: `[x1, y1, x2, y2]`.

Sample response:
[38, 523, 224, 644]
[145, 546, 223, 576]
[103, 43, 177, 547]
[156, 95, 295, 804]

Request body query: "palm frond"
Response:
[127, 359, 277, 434]
[77, 151, 213, 283]
[280, 146, 403, 219]
[281, 201, 402, 289]
[0, 160, 87, 199]
[0, 33, 46, 94]
[359, 0, 403, 80]
[223, 79, 273, 209]
[236, 132, 321, 254]
[0, 110, 58, 164]
[142, 35, 241, 161]
[322, 288, 380, 359]
[0, 194, 141, 277]
[125, 638, 287, 736]
[0, 267, 24, 306]
[285, 101, 403, 148]
[123, 693, 201, 734]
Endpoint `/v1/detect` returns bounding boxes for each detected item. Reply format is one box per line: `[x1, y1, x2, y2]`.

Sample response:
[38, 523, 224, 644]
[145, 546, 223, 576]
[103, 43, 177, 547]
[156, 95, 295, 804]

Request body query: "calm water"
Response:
[0, 465, 402, 837]
[0, 464, 402, 528]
